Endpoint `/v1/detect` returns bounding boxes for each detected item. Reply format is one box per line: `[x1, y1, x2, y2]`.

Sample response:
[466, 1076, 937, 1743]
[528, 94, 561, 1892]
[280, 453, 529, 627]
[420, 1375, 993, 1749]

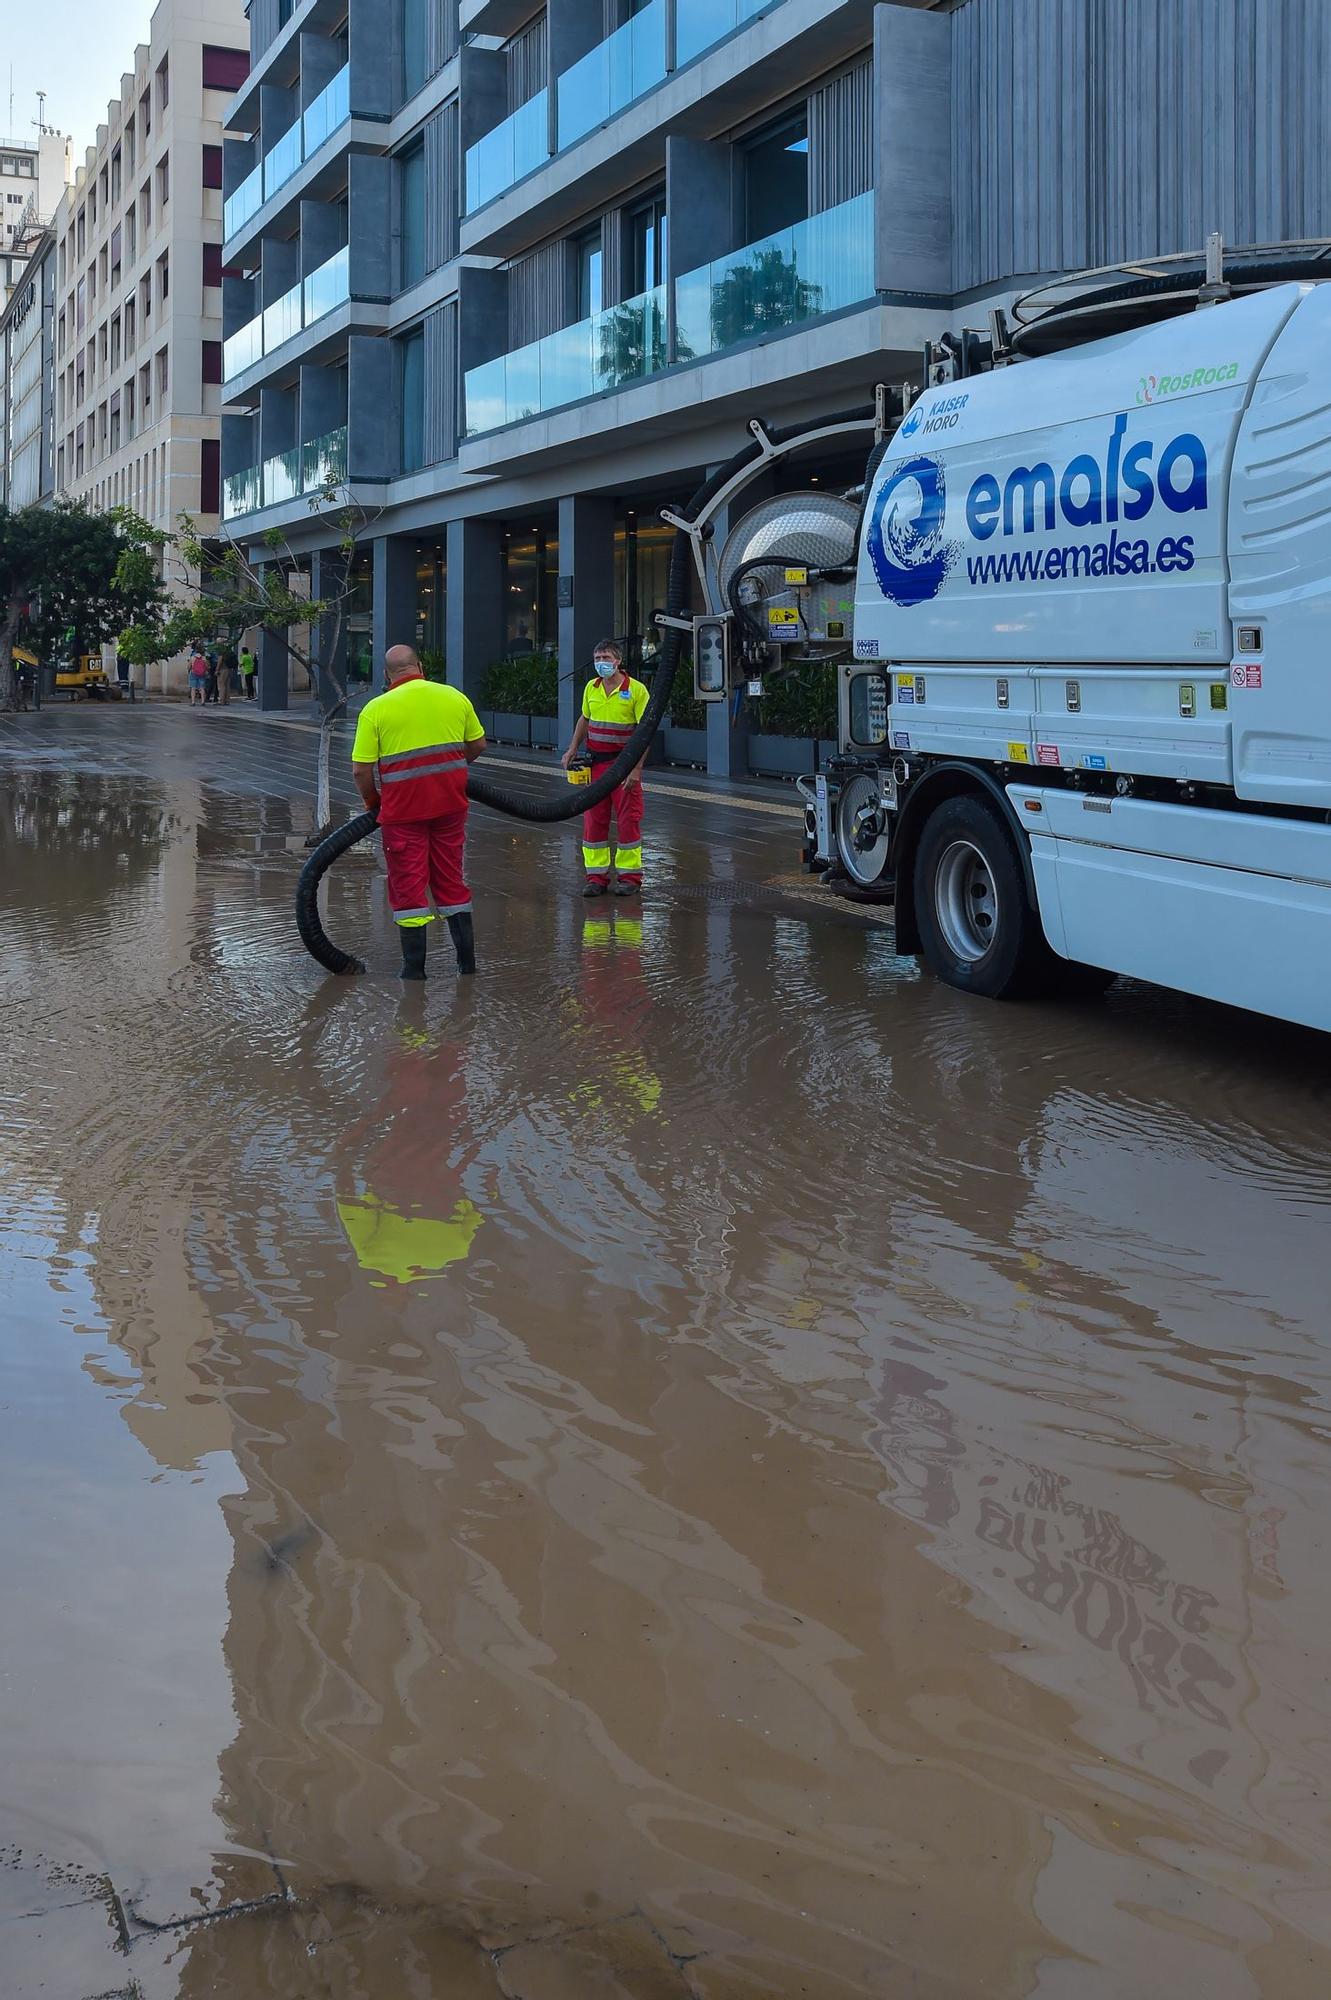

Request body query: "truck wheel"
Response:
[913, 794, 1054, 999]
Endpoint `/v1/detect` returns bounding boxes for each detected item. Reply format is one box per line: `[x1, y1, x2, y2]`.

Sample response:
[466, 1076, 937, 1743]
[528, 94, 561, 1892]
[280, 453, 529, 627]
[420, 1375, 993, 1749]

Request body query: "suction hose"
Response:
[296, 406, 877, 972]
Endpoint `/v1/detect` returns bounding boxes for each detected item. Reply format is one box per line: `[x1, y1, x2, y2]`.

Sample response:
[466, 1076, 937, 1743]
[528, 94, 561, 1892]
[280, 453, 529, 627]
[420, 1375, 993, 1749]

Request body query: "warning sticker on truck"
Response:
[1231, 661, 1262, 690]
[1036, 744, 1060, 765]
[1007, 742, 1031, 763]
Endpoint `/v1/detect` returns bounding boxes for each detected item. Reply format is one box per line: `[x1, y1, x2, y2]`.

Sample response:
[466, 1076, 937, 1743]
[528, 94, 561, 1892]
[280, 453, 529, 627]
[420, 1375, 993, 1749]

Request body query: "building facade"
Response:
[219, 0, 1331, 764]
[0, 132, 72, 309]
[48, 0, 249, 585]
[0, 230, 59, 511]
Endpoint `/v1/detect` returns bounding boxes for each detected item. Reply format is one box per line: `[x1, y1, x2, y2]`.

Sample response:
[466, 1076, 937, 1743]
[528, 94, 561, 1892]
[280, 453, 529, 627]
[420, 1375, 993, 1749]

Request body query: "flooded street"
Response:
[3, 704, 1330, 1999]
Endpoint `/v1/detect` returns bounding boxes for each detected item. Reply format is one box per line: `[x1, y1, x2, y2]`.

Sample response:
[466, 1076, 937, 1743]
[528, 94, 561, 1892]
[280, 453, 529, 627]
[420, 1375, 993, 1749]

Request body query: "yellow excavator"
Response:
[13, 645, 111, 699]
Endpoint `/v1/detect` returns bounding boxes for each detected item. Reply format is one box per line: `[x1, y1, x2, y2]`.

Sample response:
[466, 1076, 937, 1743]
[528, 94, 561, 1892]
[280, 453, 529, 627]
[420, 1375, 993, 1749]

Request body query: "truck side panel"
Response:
[1014, 785, 1331, 1032]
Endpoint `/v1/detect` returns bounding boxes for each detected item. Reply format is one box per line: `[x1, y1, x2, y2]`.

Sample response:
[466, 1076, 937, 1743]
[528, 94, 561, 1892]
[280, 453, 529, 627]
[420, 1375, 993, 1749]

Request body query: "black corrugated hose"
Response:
[295, 406, 877, 973]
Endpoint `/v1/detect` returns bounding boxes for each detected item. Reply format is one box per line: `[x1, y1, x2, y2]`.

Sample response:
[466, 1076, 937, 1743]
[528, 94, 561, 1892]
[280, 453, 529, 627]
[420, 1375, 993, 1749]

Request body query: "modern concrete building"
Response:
[48, 0, 249, 617]
[219, 0, 1331, 765]
[0, 229, 59, 511]
[0, 132, 72, 308]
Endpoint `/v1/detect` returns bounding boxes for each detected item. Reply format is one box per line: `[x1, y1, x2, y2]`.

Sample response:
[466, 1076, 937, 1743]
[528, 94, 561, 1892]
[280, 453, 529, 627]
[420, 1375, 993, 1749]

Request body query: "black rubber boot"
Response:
[399, 926, 429, 980]
[446, 910, 477, 975]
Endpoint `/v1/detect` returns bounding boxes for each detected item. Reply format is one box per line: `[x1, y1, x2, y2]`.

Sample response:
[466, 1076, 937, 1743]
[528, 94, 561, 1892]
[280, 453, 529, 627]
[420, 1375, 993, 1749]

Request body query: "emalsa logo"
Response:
[1137, 361, 1239, 405]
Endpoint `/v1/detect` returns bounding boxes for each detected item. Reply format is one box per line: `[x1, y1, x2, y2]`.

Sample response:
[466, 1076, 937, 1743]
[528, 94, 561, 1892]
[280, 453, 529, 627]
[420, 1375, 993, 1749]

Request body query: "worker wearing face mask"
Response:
[560, 638, 649, 897]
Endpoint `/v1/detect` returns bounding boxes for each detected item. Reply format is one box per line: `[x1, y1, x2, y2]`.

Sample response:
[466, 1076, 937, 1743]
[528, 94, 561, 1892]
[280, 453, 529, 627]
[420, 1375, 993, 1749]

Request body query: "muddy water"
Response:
[3, 711, 1331, 1998]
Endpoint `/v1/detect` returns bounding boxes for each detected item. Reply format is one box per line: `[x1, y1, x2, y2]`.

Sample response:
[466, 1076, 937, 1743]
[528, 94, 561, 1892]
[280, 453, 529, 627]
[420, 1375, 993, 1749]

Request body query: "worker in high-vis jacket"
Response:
[351, 644, 486, 978]
[560, 638, 648, 897]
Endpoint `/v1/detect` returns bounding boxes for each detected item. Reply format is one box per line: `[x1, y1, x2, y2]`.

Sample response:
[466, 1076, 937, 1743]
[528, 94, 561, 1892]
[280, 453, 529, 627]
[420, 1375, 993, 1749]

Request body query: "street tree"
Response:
[120, 480, 379, 836]
[0, 501, 168, 712]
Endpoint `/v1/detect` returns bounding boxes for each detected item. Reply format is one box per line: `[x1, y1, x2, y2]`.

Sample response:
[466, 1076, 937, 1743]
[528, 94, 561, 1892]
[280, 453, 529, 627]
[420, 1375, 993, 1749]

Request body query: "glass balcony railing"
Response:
[263, 121, 303, 202]
[302, 424, 348, 492]
[674, 191, 874, 363]
[465, 285, 666, 435]
[222, 426, 349, 523]
[223, 162, 263, 240]
[263, 446, 301, 507]
[464, 88, 549, 213]
[676, 0, 772, 68]
[556, 0, 666, 151]
[223, 65, 349, 244]
[222, 313, 264, 381]
[263, 279, 303, 354]
[223, 247, 350, 382]
[303, 64, 350, 158]
[303, 243, 349, 324]
[223, 465, 262, 521]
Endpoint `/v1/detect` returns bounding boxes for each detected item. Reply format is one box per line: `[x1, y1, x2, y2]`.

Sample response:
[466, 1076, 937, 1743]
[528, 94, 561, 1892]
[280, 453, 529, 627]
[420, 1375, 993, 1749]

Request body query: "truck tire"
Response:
[912, 794, 1055, 999]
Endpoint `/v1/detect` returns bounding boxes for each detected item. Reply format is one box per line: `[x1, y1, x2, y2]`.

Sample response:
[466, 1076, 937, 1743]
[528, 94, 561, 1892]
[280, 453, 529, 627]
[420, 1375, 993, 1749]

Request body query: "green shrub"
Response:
[667, 657, 705, 730]
[749, 662, 837, 739]
[419, 645, 447, 683]
[480, 651, 559, 716]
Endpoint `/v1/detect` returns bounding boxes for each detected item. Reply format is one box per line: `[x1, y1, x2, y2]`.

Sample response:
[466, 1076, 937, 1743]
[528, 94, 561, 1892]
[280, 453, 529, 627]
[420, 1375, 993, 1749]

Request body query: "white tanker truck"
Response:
[666, 241, 1331, 1034]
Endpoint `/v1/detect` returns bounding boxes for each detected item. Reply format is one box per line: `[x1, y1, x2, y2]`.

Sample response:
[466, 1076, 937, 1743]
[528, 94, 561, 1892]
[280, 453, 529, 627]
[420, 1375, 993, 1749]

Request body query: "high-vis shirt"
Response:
[351, 677, 485, 824]
[582, 673, 649, 760]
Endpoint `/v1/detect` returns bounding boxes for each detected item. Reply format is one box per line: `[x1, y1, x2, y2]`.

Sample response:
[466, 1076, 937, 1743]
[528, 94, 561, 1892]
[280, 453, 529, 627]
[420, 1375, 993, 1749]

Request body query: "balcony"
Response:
[674, 191, 874, 362]
[465, 0, 789, 219]
[223, 65, 350, 244]
[465, 90, 548, 214]
[222, 424, 348, 523]
[463, 190, 872, 438]
[556, 0, 666, 152]
[465, 286, 666, 434]
[222, 246, 350, 383]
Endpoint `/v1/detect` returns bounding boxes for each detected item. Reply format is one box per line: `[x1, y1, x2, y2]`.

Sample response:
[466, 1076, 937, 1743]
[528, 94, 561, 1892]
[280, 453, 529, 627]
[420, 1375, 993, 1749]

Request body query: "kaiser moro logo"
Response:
[898, 403, 923, 438]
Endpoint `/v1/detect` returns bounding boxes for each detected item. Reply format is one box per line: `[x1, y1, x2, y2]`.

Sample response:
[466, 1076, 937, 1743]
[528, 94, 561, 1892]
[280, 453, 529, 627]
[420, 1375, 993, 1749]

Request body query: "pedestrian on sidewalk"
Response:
[216, 645, 236, 705]
[561, 639, 648, 897]
[239, 645, 257, 699]
[187, 648, 209, 706]
[115, 650, 136, 704]
[203, 651, 220, 704]
[351, 644, 487, 980]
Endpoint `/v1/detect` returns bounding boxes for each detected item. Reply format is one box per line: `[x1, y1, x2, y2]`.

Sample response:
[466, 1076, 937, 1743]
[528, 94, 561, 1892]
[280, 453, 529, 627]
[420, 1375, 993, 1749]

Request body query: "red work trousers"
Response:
[581, 768, 644, 885]
[380, 809, 470, 926]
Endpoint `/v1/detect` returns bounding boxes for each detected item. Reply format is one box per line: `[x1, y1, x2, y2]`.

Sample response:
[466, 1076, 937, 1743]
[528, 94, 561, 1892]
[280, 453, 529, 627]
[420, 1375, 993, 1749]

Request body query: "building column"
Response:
[445, 517, 503, 709]
[256, 568, 289, 710]
[311, 546, 349, 713]
[556, 494, 616, 749]
[372, 534, 418, 680]
[703, 468, 776, 780]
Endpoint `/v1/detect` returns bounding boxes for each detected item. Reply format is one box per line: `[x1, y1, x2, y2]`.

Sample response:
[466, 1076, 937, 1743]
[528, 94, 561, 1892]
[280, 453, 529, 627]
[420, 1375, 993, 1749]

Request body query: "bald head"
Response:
[384, 644, 423, 686]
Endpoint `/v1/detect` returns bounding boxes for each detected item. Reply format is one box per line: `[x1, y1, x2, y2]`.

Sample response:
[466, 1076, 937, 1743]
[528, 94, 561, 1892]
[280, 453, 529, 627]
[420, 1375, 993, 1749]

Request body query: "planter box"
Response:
[483, 708, 557, 748]
[745, 735, 838, 778]
[530, 714, 558, 749]
[661, 725, 708, 766]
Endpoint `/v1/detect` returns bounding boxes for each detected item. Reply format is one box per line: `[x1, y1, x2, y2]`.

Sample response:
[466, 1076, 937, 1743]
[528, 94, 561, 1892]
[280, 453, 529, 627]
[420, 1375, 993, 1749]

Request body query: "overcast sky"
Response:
[5, 0, 157, 167]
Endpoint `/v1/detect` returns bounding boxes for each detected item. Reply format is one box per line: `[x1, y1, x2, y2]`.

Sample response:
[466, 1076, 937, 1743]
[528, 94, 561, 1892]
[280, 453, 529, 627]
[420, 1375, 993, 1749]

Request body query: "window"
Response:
[111, 315, 121, 370]
[155, 346, 168, 398]
[99, 324, 108, 368]
[202, 339, 222, 385]
[203, 242, 223, 287]
[743, 111, 809, 241]
[156, 154, 169, 208]
[57, 308, 66, 356]
[100, 401, 108, 449]
[110, 394, 121, 452]
[200, 437, 220, 514]
[140, 182, 151, 230]
[77, 209, 85, 257]
[627, 194, 667, 295]
[156, 57, 169, 112]
[100, 166, 109, 209]
[139, 272, 151, 324]
[400, 327, 424, 472]
[139, 360, 151, 416]
[89, 182, 97, 225]
[125, 121, 135, 174]
[140, 86, 151, 137]
[124, 296, 135, 351]
[75, 421, 85, 475]
[402, 0, 428, 97]
[574, 228, 603, 319]
[125, 376, 135, 435]
[111, 147, 122, 203]
[110, 225, 122, 288]
[399, 142, 425, 290]
[157, 251, 169, 304]
[126, 209, 136, 263]
[202, 144, 223, 189]
[99, 245, 108, 292]
[202, 45, 250, 91]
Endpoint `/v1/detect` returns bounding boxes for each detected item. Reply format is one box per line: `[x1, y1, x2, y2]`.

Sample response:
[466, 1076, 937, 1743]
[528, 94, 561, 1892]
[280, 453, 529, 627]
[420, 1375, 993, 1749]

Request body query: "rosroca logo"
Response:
[865, 453, 956, 607]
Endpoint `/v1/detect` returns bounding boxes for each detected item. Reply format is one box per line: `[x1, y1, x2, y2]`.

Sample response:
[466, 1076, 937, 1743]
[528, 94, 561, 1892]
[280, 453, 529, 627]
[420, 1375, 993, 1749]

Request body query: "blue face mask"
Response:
[594, 658, 618, 678]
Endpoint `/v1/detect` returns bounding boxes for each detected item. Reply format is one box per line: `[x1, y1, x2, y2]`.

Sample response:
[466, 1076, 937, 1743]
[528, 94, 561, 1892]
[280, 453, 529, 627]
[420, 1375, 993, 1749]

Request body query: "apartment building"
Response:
[0, 132, 72, 296]
[0, 229, 58, 510]
[50, 0, 249, 578]
[219, 0, 1331, 770]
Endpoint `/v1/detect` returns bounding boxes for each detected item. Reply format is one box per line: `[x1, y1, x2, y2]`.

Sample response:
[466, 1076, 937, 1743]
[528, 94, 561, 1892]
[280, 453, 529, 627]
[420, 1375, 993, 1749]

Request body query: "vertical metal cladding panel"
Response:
[423, 102, 460, 270]
[506, 13, 548, 113]
[430, 0, 460, 71]
[422, 300, 457, 464]
[250, 0, 280, 64]
[507, 239, 567, 347]
[808, 61, 872, 212]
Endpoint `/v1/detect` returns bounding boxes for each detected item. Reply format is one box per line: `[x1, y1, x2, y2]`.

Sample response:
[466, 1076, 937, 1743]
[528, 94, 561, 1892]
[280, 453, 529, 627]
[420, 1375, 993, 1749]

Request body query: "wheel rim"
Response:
[933, 839, 999, 962]
[835, 774, 891, 885]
